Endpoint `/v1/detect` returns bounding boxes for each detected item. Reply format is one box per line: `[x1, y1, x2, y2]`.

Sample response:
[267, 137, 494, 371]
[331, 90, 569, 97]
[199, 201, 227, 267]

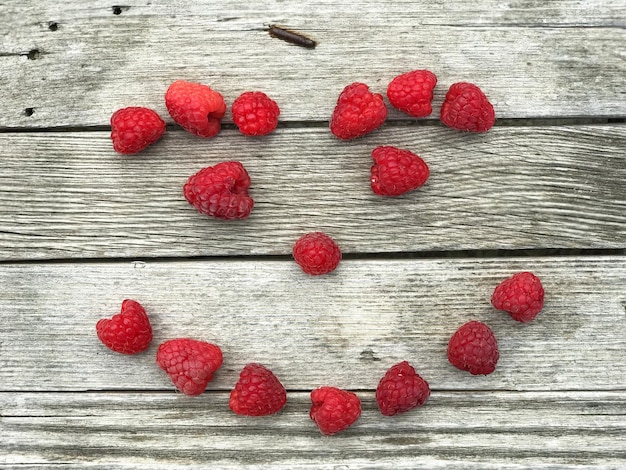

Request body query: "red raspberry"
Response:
[292, 232, 341, 275]
[229, 363, 287, 416]
[96, 299, 152, 354]
[447, 320, 499, 375]
[386, 70, 437, 117]
[232, 91, 280, 136]
[310, 386, 361, 435]
[330, 82, 388, 140]
[440, 82, 495, 132]
[370, 145, 430, 197]
[110, 107, 165, 154]
[165, 80, 226, 138]
[156, 338, 223, 396]
[183, 161, 254, 220]
[491, 271, 545, 322]
[376, 361, 430, 416]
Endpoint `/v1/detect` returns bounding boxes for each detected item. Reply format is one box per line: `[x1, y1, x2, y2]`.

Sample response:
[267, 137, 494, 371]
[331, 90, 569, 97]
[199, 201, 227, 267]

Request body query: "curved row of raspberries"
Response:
[110, 72, 494, 155]
[96, 272, 544, 435]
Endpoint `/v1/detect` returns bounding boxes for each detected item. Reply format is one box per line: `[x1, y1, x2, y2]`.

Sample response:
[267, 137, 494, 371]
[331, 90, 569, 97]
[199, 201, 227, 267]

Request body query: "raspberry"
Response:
[386, 70, 437, 117]
[232, 91, 280, 136]
[183, 161, 254, 220]
[229, 363, 287, 416]
[110, 107, 165, 154]
[96, 299, 152, 354]
[292, 232, 341, 275]
[376, 361, 430, 416]
[156, 338, 223, 396]
[447, 320, 499, 375]
[370, 146, 430, 197]
[165, 80, 226, 138]
[310, 386, 361, 435]
[330, 82, 388, 140]
[440, 82, 495, 132]
[491, 271, 545, 322]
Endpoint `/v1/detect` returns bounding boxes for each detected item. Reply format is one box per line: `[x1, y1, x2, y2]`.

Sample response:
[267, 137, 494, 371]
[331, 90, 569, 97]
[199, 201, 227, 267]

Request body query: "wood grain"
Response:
[1, 257, 624, 392]
[1, 1, 624, 127]
[0, 125, 624, 260]
[2, 391, 625, 468]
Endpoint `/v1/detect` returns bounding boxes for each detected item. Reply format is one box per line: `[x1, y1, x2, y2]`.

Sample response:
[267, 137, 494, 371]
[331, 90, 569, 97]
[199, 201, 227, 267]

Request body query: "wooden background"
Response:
[1, 1, 625, 468]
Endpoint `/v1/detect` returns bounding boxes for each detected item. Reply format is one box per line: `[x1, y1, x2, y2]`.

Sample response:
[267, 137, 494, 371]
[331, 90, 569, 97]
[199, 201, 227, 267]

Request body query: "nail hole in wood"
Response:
[24, 108, 34, 117]
[26, 49, 40, 60]
[112, 6, 123, 15]
[48, 22, 58, 31]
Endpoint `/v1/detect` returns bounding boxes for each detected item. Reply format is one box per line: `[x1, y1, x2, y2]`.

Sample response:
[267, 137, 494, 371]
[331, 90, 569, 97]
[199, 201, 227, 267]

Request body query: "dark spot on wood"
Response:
[24, 108, 34, 117]
[25, 49, 40, 60]
[48, 22, 58, 31]
[360, 348, 381, 362]
[112, 6, 123, 15]
[268, 25, 317, 49]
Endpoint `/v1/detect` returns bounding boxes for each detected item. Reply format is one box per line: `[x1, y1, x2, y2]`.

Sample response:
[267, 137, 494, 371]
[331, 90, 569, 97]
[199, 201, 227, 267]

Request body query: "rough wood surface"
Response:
[0, 125, 624, 260]
[1, 257, 624, 392]
[1, 1, 625, 127]
[2, 391, 625, 469]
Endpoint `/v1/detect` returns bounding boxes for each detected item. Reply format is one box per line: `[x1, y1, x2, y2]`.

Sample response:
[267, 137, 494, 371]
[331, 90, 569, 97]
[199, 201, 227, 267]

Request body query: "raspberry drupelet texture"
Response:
[165, 80, 226, 138]
[440, 82, 495, 132]
[370, 146, 430, 197]
[229, 363, 287, 416]
[376, 361, 431, 416]
[447, 320, 499, 375]
[96, 299, 152, 354]
[310, 386, 361, 435]
[183, 161, 254, 220]
[110, 107, 166, 154]
[292, 232, 342, 275]
[491, 271, 545, 322]
[232, 91, 280, 136]
[386, 70, 437, 117]
[330, 82, 388, 140]
[156, 338, 223, 396]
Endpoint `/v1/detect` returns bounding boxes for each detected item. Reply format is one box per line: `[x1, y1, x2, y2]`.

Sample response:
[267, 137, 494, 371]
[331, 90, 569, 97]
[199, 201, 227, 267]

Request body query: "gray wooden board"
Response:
[0, 125, 624, 260]
[2, 391, 625, 468]
[1, 257, 624, 392]
[1, 1, 625, 127]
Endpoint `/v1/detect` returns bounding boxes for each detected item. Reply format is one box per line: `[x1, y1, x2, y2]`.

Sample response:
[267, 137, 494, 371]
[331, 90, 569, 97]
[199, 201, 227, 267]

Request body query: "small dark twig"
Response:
[268, 25, 317, 49]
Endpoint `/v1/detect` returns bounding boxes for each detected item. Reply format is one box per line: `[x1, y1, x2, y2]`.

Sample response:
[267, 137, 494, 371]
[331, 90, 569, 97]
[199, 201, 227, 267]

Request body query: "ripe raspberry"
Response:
[491, 271, 545, 322]
[440, 82, 495, 132]
[96, 299, 152, 354]
[330, 82, 388, 140]
[183, 161, 254, 220]
[156, 338, 223, 396]
[376, 361, 430, 416]
[165, 80, 226, 138]
[110, 107, 165, 154]
[229, 363, 287, 416]
[370, 146, 430, 197]
[386, 70, 437, 117]
[310, 386, 361, 435]
[292, 232, 341, 275]
[447, 320, 499, 375]
[232, 91, 280, 136]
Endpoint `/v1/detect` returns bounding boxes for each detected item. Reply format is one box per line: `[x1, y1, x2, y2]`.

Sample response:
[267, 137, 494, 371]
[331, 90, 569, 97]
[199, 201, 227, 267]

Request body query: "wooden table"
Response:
[1, 1, 625, 468]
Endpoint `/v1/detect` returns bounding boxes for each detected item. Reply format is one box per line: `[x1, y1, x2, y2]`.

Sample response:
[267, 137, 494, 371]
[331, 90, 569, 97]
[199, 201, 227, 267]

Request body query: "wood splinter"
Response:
[268, 25, 317, 49]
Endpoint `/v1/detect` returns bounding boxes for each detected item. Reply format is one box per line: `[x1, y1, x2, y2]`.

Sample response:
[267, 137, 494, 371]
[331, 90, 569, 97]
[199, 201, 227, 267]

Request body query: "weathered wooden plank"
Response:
[1, 2, 624, 127]
[2, 391, 625, 468]
[0, 126, 624, 260]
[1, 257, 624, 392]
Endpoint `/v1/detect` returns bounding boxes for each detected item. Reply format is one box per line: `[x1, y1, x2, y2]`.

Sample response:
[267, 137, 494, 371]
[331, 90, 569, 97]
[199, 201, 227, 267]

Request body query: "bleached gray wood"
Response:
[0, 125, 624, 260]
[2, 391, 625, 469]
[1, 1, 625, 127]
[1, 256, 624, 392]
